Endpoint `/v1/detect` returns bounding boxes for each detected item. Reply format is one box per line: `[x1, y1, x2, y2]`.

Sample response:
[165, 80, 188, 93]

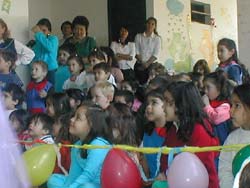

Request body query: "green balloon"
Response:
[232, 145, 250, 177]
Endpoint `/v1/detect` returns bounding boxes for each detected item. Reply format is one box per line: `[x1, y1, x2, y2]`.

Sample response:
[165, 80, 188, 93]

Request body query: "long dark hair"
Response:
[218, 38, 239, 64]
[166, 81, 214, 142]
[0, 18, 10, 40]
[79, 102, 110, 158]
[54, 113, 77, 143]
[115, 26, 131, 45]
[106, 103, 138, 146]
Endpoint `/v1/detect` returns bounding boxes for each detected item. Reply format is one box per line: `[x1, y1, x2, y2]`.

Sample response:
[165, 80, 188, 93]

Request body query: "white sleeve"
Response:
[14, 40, 35, 65]
[129, 42, 136, 59]
[219, 134, 235, 188]
[110, 41, 117, 54]
[152, 36, 161, 59]
[134, 34, 141, 55]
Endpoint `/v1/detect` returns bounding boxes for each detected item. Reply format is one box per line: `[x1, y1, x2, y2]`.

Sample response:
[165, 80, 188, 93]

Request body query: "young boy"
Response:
[27, 113, 54, 149]
[0, 50, 23, 90]
[93, 62, 117, 87]
[26, 61, 53, 114]
[2, 83, 25, 117]
[55, 44, 75, 92]
[91, 81, 115, 109]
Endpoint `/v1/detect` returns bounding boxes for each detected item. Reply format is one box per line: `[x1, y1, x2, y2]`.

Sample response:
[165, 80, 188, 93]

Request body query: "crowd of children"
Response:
[1, 14, 250, 188]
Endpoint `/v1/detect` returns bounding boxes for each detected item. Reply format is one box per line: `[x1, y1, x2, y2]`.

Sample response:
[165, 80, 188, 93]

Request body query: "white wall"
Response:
[237, 1, 250, 69]
[152, 0, 238, 72]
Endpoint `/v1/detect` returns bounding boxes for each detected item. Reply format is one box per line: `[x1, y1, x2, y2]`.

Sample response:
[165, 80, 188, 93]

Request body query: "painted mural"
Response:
[160, 0, 237, 73]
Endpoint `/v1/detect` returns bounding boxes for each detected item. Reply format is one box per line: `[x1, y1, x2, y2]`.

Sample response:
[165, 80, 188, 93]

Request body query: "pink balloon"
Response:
[167, 152, 209, 188]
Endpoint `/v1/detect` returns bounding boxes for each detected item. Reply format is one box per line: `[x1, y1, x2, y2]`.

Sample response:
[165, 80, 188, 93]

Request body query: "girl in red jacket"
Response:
[159, 81, 219, 188]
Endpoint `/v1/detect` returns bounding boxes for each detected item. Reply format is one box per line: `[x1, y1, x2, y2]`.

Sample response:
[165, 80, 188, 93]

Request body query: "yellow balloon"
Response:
[23, 144, 56, 186]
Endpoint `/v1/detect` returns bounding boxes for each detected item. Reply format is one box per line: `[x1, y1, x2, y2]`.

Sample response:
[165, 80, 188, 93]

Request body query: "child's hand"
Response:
[39, 90, 47, 98]
[32, 25, 41, 33]
[202, 94, 210, 106]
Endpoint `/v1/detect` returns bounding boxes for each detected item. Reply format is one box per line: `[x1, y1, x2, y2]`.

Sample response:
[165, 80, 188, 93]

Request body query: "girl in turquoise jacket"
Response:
[32, 18, 58, 85]
[47, 102, 110, 188]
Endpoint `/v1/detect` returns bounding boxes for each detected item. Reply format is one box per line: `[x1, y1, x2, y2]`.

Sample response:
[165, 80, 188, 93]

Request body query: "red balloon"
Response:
[101, 149, 142, 188]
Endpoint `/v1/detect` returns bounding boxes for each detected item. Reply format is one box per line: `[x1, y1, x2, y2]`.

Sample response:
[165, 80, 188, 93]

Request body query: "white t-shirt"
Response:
[135, 32, 161, 62]
[110, 41, 135, 70]
[63, 71, 95, 91]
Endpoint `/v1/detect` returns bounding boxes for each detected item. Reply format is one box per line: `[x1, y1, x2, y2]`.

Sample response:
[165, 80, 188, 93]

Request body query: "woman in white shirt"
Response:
[134, 17, 161, 85]
[110, 26, 135, 81]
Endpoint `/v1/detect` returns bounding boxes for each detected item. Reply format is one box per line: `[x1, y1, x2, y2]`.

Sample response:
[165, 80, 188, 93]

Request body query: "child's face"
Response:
[0, 56, 10, 73]
[68, 59, 82, 75]
[120, 82, 133, 92]
[164, 91, 178, 122]
[203, 79, 220, 100]
[91, 87, 110, 109]
[94, 69, 109, 82]
[146, 19, 156, 34]
[69, 97, 79, 110]
[46, 100, 55, 117]
[31, 64, 47, 82]
[120, 27, 129, 39]
[230, 94, 250, 129]
[196, 65, 205, 75]
[58, 50, 70, 65]
[69, 106, 90, 140]
[62, 24, 72, 37]
[89, 56, 103, 67]
[38, 25, 50, 35]
[146, 96, 165, 125]
[73, 24, 86, 40]
[29, 119, 48, 139]
[3, 91, 17, 110]
[217, 45, 235, 63]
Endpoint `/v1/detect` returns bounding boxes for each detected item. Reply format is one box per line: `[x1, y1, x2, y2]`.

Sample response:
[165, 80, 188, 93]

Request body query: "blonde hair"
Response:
[94, 81, 115, 98]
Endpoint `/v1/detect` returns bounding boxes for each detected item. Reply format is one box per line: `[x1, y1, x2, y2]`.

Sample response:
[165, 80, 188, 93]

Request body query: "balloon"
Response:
[23, 144, 56, 186]
[167, 152, 209, 188]
[232, 145, 250, 177]
[101, 149, 142, 188]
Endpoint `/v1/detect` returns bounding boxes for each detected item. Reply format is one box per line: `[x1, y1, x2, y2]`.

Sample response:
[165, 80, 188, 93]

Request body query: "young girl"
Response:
[46, 92, 71, 118]
[32, 18, 58, 84]
[47, 102, 110, 188]
[202, 71, 232, 144]
[52, 113, 76, 174]
[143, 88, 166, 179]
[63, 55, 95, 91]
[219, 84, 250, 188]
[160, 81, 219, 188]
[217, 38, 242, 85]
[193, 59, 210, 76]
[55, 44, 76, 92]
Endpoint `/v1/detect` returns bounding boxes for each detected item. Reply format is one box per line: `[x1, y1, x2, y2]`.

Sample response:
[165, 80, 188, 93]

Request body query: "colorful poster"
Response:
[1, 0, 11, 14]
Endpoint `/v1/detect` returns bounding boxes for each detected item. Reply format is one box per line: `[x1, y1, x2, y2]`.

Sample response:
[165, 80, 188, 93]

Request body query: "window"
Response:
[191, 0, 211, 25]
